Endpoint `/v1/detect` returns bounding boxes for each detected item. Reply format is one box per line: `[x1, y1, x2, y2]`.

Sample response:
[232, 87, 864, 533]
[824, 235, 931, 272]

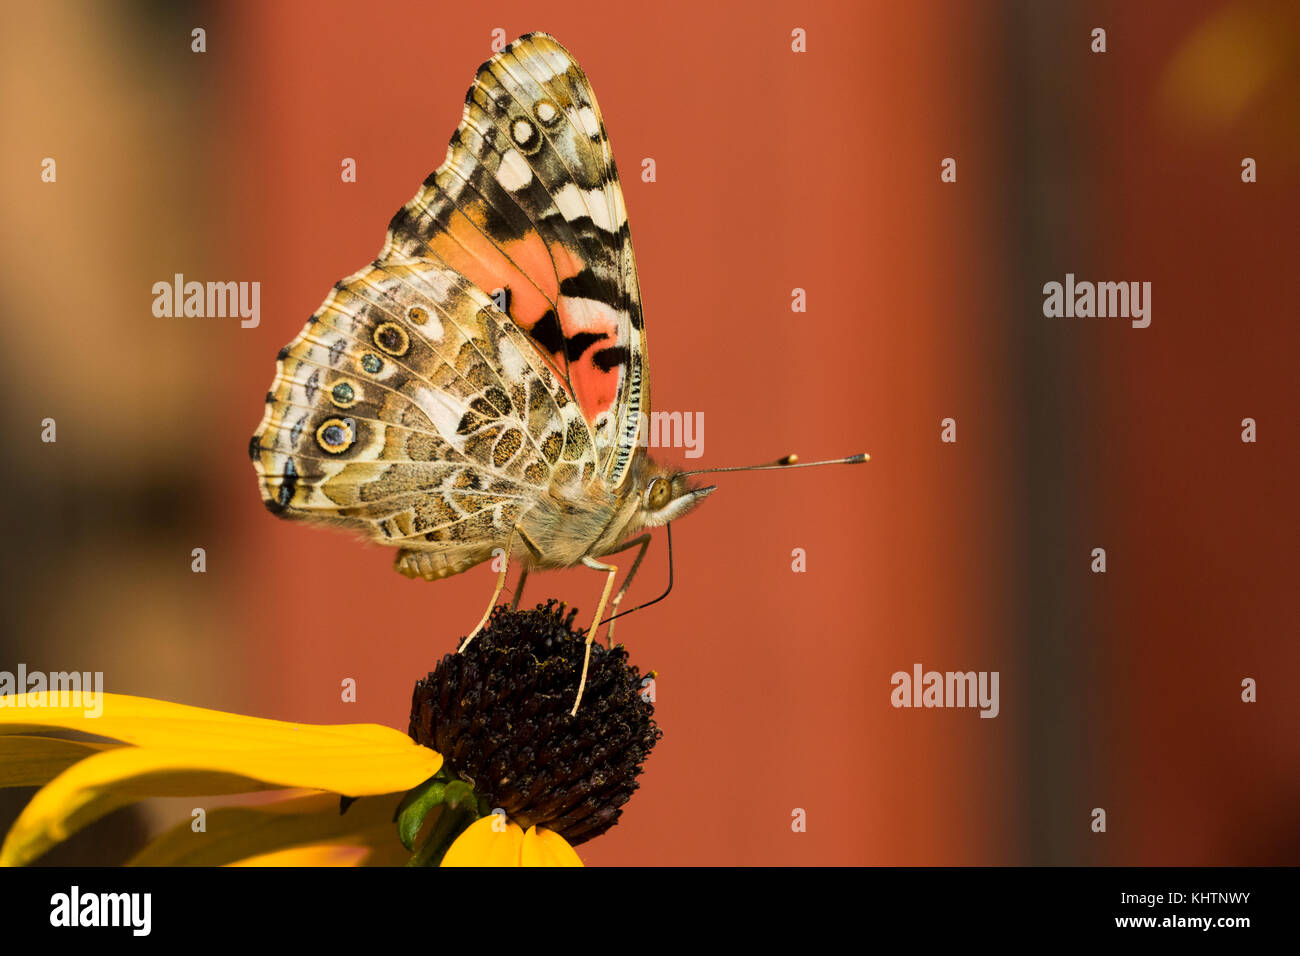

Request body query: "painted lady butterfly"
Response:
[250, 33, 866, 710]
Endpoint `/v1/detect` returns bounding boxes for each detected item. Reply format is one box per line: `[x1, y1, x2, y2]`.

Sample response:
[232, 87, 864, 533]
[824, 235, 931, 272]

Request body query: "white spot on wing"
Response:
[497, 334, 530, 381]
[552, 182, 624, 232]
[552, 182, 587, 222]
[612, 186, 627, 232]
[497, 149, 532, 191]
[576, 106, 600, 138]
[559, 296, 627, 337]
[413, 386, 468, 448]
[424, 268, 456, 304]
[511, 118, 535, 145]
[531, 48, 570, 80]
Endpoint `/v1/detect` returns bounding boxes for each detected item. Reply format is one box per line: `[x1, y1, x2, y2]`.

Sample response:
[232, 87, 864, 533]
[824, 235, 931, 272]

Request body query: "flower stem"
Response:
[406, 784, 479, 867]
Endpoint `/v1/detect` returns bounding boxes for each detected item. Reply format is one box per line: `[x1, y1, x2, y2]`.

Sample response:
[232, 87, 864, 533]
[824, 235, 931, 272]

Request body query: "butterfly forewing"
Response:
[381, 32, 648, 489]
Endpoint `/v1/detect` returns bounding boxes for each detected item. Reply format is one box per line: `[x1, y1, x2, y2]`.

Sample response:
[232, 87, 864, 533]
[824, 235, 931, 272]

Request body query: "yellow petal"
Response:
[441, 814, 524, 866]
[521, 826, 583, 867]
[0, 692, 423, 754]
[228, 844, 371, 867]
[2, 726, 440, 866]
[129, 793, 409, 867]
[0, 736, 116, 787]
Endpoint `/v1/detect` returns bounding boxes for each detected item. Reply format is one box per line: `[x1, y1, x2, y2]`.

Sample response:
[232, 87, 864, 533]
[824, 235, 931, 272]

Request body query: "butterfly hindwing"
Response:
[251, 256, 598, 578]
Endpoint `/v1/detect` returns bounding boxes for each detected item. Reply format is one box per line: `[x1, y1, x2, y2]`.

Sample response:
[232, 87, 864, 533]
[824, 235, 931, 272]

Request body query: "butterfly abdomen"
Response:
[394, 546, 490, 581]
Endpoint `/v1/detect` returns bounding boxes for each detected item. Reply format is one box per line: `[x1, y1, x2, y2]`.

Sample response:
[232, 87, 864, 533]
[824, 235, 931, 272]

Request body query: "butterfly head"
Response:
[627, 450, 871, 532]
[635, 467, 716, 528]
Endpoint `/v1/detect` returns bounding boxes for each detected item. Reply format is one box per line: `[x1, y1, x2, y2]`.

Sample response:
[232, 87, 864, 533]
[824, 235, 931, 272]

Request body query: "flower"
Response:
[410, 601, 663, 861]
[0, 602, 660, 867]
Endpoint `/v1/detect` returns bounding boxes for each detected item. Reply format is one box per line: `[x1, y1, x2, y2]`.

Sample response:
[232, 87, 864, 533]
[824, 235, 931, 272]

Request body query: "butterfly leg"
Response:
[600, 534, 653, 648]
[509, 567, 530, 611]
[571, 556, 619, 716]
[458, 527, 519, 654]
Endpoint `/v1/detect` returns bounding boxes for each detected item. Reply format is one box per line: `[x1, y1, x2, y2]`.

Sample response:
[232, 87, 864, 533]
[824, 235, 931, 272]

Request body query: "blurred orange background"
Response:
[1, 0, 1296, 865]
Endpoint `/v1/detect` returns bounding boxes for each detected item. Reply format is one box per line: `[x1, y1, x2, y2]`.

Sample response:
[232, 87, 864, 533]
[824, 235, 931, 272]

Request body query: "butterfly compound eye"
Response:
[646, 477, 672, 510]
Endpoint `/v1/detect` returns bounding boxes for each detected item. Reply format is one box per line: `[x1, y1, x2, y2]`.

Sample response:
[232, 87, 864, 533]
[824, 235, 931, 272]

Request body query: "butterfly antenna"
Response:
[598, 522, 675, 627]
[679, 451, 869, 478]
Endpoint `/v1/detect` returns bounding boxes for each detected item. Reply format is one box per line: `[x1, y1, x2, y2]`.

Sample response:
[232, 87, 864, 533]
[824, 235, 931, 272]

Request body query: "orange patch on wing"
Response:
[571, 362, 619, 419]
[495, 235, 558, 325]
[547, 242, 585, 286]
[422, 203, 555, 320]
[551, 238, 620, 416]
[420, 207, 621, 424]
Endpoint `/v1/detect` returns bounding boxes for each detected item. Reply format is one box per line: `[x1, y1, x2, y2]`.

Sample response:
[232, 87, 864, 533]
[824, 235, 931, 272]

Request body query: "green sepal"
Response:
[395, 774, 448, 851]
[404, 780, 487, 867]
[441, 780, 479, 813]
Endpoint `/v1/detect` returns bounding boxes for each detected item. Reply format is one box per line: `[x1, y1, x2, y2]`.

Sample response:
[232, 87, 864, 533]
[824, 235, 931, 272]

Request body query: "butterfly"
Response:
[250, 33, 866, 712]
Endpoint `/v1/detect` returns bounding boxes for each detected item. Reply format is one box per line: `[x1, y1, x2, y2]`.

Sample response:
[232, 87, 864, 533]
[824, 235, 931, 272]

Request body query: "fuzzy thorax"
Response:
[518, 455, 714, 569]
